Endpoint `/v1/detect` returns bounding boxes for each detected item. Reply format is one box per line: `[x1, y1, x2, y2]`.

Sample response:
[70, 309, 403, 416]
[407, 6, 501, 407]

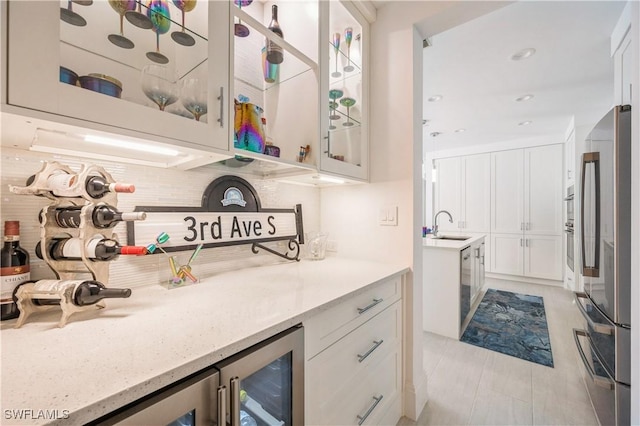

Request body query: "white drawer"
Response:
[310, 347, 402, 425]
[304, 277, 401, 359]
[306, 301, 402, 403]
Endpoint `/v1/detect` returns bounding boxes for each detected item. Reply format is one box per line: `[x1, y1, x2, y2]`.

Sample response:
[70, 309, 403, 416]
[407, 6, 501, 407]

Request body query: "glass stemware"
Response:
[328, 89, 344, 131]
[171, 0, 197, 46]
[340, 97, 356, 126]
[146, 0, 171, 64]
[234, 0, 252, 37]
[60, 0, 92, 27]
[108, 0, 136, 49]
[141, 64, 178, 111]
[343, 27, 354, 73]
[125, 0, 153, 29]
[180, 78, 207, 121]
[331, 33, 341, 78]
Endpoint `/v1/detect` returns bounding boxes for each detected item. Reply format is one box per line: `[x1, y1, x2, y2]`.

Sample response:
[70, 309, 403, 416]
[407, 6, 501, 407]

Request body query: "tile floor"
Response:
[398, 277, 598, 425]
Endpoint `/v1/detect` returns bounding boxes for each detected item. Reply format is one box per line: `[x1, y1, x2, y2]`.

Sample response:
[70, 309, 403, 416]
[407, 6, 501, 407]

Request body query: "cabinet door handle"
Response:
[474, 248, 480, 258]
[526, 239, 529, 247]
[230, 377, 240, 426]
[480, 255, 485, 266]
[357, 340, 384, 363]
[357, 395, 384, 425]
[217, 86, 224, 128]
[526, 222, 530, 231]
[520, 222, 524, 231]
[520, 238, 523, 247]
[357, 298, 383, 315]
[217, 386, 227, 426]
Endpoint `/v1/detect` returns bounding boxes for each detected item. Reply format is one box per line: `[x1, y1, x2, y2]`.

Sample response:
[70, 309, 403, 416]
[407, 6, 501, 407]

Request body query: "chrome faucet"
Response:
[433, 210, 453, 237]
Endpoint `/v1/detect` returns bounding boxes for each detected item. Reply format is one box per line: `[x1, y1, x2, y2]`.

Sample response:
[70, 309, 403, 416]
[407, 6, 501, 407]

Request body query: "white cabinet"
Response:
[490, 145, 563, 280]
[319, 0, 370, 181]
[434, 153, 490, 233]
[4, 1, 231, 161]
[566, 128, 576, 185]
[305, 277, 402, 425]
[614, 29, 632, 105]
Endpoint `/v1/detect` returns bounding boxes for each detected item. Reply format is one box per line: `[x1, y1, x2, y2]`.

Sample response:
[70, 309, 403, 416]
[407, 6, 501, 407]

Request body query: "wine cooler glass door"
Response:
[106, 368, 220, 425]
[217, 326, 304, 426]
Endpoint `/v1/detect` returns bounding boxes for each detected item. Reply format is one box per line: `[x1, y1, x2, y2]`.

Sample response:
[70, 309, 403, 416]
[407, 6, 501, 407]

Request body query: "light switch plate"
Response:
[380, 205, 398, 226]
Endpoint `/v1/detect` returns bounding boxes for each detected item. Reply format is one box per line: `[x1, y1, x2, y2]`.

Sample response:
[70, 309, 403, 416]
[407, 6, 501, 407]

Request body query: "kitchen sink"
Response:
[433, 235, 471, 241]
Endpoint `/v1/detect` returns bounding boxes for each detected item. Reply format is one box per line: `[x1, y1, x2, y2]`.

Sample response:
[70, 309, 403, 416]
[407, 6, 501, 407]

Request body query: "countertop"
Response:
[422, 233, 486, 250]
[0, 257, 409, 425]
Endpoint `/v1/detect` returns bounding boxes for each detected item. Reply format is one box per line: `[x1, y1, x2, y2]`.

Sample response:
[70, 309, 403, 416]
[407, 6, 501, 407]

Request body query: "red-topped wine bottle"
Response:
[36, 237, 147, 262]
[1, 221, 30, 321]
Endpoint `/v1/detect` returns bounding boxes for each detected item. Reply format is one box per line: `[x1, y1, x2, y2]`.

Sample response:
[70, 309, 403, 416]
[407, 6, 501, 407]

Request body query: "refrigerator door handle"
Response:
[574, 292, 614, 335]
[230, 377, 240, 426]
[217, 385, 227, 426]
[573, 329, 615, 390]
[581, 152, 600, 277]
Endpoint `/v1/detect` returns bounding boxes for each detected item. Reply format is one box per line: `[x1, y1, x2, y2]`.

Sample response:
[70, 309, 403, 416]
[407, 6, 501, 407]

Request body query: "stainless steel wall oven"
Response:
[565, 185, 575, 272]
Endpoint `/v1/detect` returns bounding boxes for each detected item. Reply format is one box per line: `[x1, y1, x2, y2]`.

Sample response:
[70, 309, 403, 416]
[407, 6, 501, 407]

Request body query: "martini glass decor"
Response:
[171, 0, 197, 46]
[328, 89, 343, 130]
[125, 0, 153, 29]
[141, 64, 178, 111]
[340, 97, 356, 127]
[146, 0, 171, 64]
[108, 0, 136, 49]
[180, 78, 207, 121]
[60, 0, 92, 27]
[343, 27, 354, 73]
[331, 33, 341, 78]
[234, 0, 252, 37]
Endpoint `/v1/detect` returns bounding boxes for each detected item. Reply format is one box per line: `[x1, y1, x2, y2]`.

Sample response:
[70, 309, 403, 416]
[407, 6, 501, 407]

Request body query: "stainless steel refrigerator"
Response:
[574, 104, 631, 426]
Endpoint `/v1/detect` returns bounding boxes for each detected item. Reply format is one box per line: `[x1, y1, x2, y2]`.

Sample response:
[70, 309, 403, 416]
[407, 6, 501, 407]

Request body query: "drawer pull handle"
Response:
[357, 340, 384, 363]
[217, 86, 224, 128]
[357, 395, 383, 425]
[357, 298, 383, 315]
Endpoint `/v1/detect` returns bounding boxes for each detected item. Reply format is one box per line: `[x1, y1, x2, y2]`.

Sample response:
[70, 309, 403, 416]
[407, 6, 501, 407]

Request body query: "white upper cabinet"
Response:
[319, 0, 369, 181]
[433, 157, 461, 233]
[491, 149, 525, 234]
[230, 0, 319, 175]
[4, 1, 230, 160]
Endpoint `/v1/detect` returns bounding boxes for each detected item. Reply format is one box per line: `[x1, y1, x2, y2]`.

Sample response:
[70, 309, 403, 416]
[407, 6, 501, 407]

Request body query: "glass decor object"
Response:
[265, 4, 283, 64]
[125, 0, 153, 29]
[141, 64, 178, 111]
[180, 78, 207, 121]
[329, 101, 340, 130]
[340, 97, 356, 127]
[328, 89, 344, 130]
[107, 0, 136, 49]
[331, 32, 341, 78]
[261, 46, 279, 83]
[343, 27, 354, 72]
[233, 0, 252, 37]
[146, 0, 171, 64]
[170, 0, 197, 46]
[60, 0, 92, 27]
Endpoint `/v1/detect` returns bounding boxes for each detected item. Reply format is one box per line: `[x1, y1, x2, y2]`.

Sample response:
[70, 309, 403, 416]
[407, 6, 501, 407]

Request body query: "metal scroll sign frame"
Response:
[126, 176, 304, 261]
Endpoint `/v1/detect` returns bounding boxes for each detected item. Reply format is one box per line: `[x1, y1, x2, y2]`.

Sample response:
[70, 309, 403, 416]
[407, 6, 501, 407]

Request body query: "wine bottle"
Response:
[35, 236, 147, 262]
[28, 280, 131, 307]
[1, 221, 30, 321]
[26, 173, 135, 198]
[49, 205, 147, 229]
[266, 4, 284, 64]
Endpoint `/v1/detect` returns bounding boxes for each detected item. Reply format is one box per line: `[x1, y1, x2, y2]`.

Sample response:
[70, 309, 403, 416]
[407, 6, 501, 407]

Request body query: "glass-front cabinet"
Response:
[4, 0, 230, 164]
[320, 0, 369, 181]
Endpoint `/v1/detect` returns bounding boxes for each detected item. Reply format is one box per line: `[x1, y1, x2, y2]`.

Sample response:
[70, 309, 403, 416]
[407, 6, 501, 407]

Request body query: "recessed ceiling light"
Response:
[428, 95, 443, 102]
[516, 94, 534, 102]
[511, 48, 536, 61]
[518, 121, 533, 126]
[454, 128, 466, 133]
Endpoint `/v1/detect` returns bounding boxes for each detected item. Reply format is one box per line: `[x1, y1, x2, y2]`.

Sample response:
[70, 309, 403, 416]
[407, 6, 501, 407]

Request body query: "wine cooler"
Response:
[95, 325, 304, 426]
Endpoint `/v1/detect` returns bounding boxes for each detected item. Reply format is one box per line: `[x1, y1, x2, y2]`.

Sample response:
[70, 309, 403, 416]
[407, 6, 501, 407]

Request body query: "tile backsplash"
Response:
[0, 148, 320, 288]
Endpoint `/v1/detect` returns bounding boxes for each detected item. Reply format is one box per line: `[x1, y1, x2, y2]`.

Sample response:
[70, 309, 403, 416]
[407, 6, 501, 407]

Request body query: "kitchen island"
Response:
[0, 257, 408, 425]
[423, 234, 486, 339]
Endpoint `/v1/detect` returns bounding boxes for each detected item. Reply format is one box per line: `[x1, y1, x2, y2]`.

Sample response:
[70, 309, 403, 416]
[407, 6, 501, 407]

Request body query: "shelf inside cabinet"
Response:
[209, 150, 316, 179]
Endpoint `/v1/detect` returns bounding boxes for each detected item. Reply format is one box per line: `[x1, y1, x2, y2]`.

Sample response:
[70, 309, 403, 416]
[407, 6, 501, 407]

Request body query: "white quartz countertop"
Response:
[0, 257, 409, 425]
[422, 233, 486, 250]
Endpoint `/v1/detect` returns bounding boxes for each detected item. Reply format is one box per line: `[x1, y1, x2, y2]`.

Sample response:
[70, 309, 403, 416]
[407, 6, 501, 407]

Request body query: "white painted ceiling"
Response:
[419, 1, 627, 152]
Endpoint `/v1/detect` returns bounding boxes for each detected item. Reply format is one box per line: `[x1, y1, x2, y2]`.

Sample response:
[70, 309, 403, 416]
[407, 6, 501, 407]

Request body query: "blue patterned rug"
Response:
[460, 289, 554, 367]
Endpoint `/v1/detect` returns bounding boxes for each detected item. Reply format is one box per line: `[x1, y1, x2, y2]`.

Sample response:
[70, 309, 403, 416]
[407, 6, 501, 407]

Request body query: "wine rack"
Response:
[8, 161, 139, 327]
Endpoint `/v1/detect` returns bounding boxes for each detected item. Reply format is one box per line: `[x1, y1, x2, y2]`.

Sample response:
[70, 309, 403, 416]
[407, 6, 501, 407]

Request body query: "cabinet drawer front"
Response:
[306, 302, 401, 403]
[304, 277, 401, 359]
[312, 348, 402, 425]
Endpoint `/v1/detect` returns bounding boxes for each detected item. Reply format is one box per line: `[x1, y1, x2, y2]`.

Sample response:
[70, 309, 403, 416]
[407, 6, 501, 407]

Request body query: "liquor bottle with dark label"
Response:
[26, 173, 135, 198]
[27, 280, 131, 307]
[49, 205, 147, 229]
[1, 221, 31, 321]
[266, 4, 284, 64]
[36, 236, 147, 262]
